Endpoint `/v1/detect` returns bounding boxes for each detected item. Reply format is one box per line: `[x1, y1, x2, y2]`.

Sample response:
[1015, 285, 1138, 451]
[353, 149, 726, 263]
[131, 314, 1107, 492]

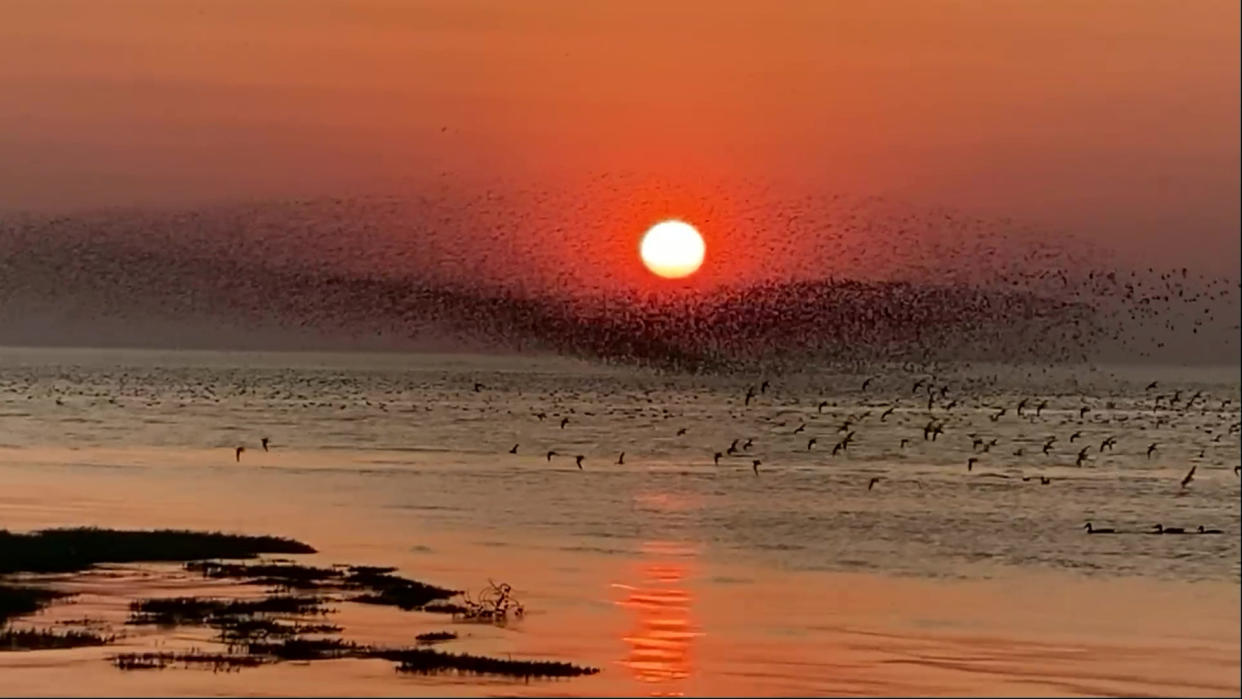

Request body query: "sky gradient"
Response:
[1, 0, 1238, 274]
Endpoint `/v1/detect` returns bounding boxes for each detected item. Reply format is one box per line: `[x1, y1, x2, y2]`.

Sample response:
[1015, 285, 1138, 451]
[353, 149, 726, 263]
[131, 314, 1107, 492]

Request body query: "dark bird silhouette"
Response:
[862, 377, 874, 391]
[474, 383, 484, 392]
[1180, 465, 1196, 488]
[261, 437, 270, 452]
[560, 417, 569, 429]
[575, 455, 584, 470]
[1084, 522, 1114, 534]
[900, 438, 909, 449]
[713, 451, 723, 465]
[1040, 476, 1052, 485]
[1076, 448, 1090, 466]
[1234, 465, 1240, 476]
[509, 444, 519, 454]
[234, 446, 245, 462]
[1145, 381, 1158, 391]
[793, 423, 806, 434]
[817, 400, 829, 413]
[1197, 525, 1222, 534]
[1146, 443, 1158, 458]
[617, 452, 625, 465]
[676, 427, 687, 436]
[868, 477, 881, 491]
[743, 438, 754, 450]
[1079, 406, 1089, 419]
[807, 438, 817, 450]
[752, 459, 761, 475]
[1153, 523, 1185, 534]
[535, 412, 547, 421]
[745, 386, 756, 406]
[760, 380, 770, 394]
[1070, 431, 1083, 443]
[880, 406, 895, 421]
[1035, 400, 1047, 417]
[967, 457, 978, 472]
[546, 450, 558, 462]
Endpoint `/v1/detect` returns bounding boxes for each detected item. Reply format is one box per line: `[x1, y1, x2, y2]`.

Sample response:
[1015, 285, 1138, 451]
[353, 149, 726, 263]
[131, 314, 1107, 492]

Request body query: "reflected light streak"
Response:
[614, 538, 703, 696]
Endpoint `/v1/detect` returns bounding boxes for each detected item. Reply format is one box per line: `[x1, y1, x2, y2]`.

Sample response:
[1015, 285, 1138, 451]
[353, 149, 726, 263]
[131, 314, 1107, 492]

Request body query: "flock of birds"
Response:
[218, 367, 1240, 543]
[1, 190, 1237, 374]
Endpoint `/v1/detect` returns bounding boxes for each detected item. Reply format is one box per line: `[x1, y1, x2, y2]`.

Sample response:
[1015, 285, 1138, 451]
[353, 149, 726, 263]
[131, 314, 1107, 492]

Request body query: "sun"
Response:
[640, 220, 705, 279]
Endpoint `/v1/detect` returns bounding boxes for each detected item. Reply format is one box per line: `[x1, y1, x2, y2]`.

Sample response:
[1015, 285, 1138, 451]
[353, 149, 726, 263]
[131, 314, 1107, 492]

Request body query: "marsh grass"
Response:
[0, 585, 72, 624]
[0, 528, 315, 576]
[0, 627, 116, 651]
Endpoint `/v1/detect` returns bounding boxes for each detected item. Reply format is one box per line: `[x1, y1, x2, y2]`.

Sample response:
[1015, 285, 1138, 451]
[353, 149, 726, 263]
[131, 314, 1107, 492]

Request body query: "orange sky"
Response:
[1, 0, 1238, 272]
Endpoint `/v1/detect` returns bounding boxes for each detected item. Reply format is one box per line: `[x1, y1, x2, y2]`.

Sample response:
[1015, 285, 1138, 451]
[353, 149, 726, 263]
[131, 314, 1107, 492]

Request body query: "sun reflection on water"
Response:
[613, 539, 703, 696]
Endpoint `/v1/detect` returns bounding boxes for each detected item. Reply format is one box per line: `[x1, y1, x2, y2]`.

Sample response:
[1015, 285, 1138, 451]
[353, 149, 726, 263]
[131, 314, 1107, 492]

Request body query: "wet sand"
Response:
[1, 447, 1237, 697]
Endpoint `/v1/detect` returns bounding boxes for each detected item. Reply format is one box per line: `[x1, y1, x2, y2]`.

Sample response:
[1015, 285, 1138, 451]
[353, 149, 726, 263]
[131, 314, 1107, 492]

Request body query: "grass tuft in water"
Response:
[0, 627, 116, 651]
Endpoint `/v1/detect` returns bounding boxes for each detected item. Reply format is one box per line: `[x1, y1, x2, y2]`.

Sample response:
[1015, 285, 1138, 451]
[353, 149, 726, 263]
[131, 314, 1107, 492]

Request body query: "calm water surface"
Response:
[0, 347, 1238, 696]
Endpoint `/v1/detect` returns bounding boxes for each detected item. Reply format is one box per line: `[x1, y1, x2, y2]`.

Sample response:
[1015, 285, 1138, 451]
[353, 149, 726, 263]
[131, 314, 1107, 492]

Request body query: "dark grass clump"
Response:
[128, 596, 327, 626]
[0, 528, 315, 575]
[112, 651, 269, 672]
[414, 631, 457, 644]
[244, 637, 360, 661]
[215, 618, 342, 642]
[421, 601, 470, 615]
[185, 561, 340, 590]
[0, 585, 73, 625]
[184, 559, 459, 611]
[0, 627, 116, 651]
[373, 647, 600, 679]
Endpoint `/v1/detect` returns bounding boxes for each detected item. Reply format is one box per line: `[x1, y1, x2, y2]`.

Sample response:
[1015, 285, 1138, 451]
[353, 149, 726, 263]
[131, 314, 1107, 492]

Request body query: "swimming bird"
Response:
[546, 450, 558, 461]
[1083, 522, 1114, 534]
[1152, 524, 1185, 534]
[560, 417, 569, 429]
[990, 407, 1006, 422]
[617, 452, 625, 465]
[807, 438, 817, 450]
[535, 412, 547, 421]
[1197, 525, 1222, 534]
[1180, 465, 1195, 488]
[509, 444, 518, 454]
[1040, 476, 1052, 485]
[234, 446, 245, 462]
[1079, 406, 1089, 419]
[1016, 398, 1029, 416]
[575, 455, 584, 470]
[752, 459, 761, 475]
[261, 437, 270, 452]
[868, 477, 881, 491]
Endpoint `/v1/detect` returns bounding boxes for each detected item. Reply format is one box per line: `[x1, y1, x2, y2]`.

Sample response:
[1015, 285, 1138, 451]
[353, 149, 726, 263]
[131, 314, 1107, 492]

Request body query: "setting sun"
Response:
[640, 220, 705, 279]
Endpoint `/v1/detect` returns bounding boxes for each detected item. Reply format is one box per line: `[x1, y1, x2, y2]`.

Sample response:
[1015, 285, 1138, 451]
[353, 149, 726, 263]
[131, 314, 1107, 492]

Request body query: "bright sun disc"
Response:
[640, 220, 705, 279]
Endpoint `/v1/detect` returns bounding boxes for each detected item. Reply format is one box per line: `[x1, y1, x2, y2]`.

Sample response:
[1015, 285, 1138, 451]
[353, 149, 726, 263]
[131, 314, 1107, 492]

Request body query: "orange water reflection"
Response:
[613, 540, 703, 696]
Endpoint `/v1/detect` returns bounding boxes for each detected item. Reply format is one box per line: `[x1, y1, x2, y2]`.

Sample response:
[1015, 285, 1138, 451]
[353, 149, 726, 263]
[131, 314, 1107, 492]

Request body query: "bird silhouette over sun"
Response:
[640, 220, 705, 279]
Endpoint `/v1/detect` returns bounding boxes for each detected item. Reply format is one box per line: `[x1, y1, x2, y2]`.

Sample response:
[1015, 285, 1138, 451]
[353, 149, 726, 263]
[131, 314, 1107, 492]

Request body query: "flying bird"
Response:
[575, 455, 584, 470]
[234, 446, 245, 462]
[509, 444, 519, 454]
[617, 452, 625, 465]
[867, 477, 881, 491]
[1181, 465, 1195, 488]
[261, 437, 270, 452]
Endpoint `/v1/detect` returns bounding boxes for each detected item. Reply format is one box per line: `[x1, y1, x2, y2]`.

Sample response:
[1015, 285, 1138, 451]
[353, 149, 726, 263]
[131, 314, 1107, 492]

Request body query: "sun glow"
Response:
[640, 220, 705, 279]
